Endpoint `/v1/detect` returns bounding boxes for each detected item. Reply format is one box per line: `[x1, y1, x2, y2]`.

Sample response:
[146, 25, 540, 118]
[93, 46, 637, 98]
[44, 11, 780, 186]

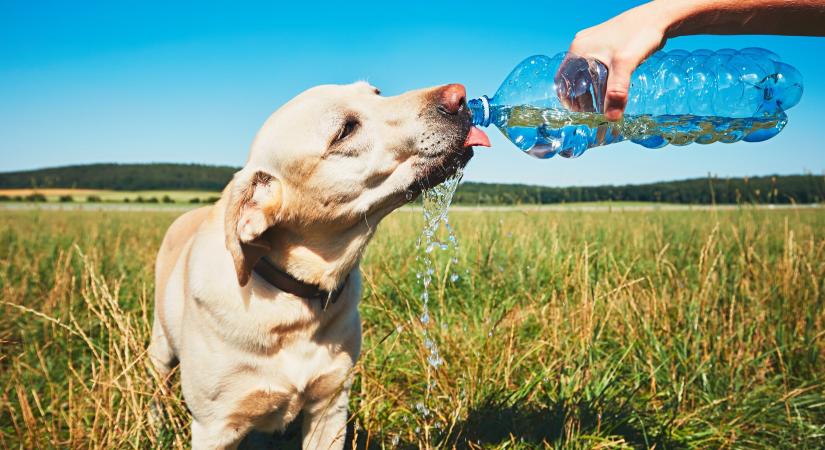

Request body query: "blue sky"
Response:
[1, 0, 823, 186]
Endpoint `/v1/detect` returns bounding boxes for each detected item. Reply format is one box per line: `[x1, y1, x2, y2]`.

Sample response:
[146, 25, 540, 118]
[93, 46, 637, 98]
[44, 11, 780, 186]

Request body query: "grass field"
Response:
[1, 207, 824, 449]
[0, 188, 220, 203]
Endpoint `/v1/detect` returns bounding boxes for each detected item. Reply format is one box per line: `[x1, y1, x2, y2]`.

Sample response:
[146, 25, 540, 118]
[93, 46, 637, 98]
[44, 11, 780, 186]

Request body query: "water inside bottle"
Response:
[496, 105, 788, 159]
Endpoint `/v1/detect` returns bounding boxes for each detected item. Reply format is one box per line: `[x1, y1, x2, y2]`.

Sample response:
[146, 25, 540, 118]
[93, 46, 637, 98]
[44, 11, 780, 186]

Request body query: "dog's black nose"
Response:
[437, 83, 466, 115]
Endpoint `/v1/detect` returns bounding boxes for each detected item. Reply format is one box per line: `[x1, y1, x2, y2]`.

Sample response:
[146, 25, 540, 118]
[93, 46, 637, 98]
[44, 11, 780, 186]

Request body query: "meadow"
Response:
[0, 189, 220, 204]
[1, 207, 824, 449]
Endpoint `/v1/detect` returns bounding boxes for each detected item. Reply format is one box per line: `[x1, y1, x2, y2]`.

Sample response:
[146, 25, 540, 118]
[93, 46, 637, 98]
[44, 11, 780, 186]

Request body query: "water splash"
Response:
[413, 165, 464, 443]
[416, 167, 463, 369]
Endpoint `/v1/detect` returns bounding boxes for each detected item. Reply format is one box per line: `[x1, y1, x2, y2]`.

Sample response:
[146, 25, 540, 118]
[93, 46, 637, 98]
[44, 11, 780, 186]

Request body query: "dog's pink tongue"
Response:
[464, 126, 490, 147]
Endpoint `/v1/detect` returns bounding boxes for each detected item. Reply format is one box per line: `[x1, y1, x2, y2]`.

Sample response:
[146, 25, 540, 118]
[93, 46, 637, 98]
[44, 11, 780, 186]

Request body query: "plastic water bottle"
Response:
[468, 48, 803, 159]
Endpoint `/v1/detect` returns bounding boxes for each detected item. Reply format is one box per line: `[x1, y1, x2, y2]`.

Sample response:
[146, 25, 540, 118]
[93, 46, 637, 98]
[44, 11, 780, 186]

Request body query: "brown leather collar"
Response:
[253, 257, 348, 310]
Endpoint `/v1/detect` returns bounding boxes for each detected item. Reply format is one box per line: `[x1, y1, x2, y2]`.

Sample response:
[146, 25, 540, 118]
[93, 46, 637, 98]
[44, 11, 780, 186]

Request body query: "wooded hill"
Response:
[0, 163, 237, 191]
[1, 163, 823, 205]
[456, 175, 825, 205]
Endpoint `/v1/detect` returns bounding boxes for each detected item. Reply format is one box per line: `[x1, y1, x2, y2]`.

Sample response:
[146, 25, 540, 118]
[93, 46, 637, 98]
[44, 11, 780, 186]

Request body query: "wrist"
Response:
[653, 0, 720, 38]
[632, 1, 679, 39]
[647, 0, 708, 39]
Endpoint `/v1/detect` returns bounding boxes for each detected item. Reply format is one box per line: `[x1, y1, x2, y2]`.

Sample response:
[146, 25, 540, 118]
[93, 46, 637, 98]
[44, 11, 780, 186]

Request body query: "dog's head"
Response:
[224, 82, 490, 286]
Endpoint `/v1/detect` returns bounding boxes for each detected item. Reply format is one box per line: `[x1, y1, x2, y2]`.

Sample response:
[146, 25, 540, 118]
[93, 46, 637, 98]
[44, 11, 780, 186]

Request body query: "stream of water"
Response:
[413, 166, 464, 443]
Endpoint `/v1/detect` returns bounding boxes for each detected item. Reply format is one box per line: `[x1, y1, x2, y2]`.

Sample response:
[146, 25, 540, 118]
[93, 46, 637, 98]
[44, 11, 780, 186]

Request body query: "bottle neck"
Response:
[468, 96, 491, 127]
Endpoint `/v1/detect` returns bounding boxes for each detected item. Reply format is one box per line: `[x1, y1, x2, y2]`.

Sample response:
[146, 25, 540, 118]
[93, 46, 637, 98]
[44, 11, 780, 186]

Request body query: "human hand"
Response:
[558, 0, 825, 120]
[562, 2, 670, 121]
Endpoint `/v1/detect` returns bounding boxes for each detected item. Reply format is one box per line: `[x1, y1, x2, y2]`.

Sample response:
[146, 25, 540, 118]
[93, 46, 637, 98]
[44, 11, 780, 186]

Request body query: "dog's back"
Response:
[155, 206, 211, 304]
[150, 206, 211, 375]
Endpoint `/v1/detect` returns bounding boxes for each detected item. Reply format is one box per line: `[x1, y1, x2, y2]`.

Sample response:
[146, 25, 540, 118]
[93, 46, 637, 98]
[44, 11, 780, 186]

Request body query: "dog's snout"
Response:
[437, 83, 467, 116]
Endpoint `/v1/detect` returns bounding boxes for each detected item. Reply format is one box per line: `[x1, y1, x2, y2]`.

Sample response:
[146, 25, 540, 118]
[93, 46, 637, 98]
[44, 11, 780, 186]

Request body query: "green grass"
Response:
[1, 208, 824, 449]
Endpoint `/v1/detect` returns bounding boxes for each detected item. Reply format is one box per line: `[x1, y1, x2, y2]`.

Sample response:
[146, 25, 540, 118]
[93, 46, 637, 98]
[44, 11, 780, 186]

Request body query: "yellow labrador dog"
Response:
[149, 82, 490, 449]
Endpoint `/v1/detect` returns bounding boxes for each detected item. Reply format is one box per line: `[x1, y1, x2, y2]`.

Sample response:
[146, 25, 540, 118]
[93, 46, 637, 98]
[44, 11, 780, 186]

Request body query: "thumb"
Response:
[604, 59, 635, 121]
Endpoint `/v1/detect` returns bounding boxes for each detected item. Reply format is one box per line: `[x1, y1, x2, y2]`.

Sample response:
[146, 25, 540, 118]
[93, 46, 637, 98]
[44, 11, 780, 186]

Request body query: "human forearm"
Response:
[565, 0, 825, 120]
[658, 0, 825, 37]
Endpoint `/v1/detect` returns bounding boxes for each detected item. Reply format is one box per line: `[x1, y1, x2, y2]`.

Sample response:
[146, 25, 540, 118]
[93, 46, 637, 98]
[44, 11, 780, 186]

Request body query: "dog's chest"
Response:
[188, 268, 361, 432]
[228, 339, 348, 432]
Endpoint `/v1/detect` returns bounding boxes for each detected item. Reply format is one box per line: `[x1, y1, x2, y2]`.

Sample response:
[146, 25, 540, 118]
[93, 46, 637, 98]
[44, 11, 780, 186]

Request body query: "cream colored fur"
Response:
[149, 82, 472, 449]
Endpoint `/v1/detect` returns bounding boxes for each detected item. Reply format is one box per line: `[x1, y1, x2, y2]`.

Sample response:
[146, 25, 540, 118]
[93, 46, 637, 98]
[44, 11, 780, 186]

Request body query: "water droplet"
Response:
[419, 311, 430, 325]
[427, 354, 444, 368]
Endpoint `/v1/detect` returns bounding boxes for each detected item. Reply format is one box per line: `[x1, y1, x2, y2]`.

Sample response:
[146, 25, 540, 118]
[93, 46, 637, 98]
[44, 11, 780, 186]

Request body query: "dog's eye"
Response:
[335, 118, 359, 143]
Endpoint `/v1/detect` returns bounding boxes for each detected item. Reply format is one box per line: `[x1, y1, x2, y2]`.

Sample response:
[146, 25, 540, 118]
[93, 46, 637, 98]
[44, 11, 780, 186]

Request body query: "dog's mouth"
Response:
[408, 114, 490, 194]
[411, 145, 474, 193]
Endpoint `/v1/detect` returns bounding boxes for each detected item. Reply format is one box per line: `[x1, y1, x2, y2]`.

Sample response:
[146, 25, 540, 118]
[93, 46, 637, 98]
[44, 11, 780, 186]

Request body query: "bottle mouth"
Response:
[468, 96, 491, 127]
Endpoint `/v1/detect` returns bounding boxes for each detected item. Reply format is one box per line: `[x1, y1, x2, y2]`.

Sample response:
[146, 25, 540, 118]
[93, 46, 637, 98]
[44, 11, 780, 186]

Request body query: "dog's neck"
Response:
[262, 221, 376, 292]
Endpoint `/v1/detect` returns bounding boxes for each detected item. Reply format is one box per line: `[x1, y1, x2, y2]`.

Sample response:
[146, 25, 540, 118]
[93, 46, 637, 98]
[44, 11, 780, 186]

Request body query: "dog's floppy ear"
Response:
[224, 169, 283, 286]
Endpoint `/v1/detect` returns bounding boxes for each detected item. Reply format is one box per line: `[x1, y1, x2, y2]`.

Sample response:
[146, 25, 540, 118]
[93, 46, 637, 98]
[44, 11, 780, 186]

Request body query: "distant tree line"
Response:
[0, 163, 237, 191]
[454, 175, 825, 205]
[1, 163, 823, 205]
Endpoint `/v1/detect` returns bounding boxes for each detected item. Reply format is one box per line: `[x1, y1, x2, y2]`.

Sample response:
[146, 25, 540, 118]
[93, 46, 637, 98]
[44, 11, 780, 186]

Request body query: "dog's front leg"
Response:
[191, 418, 245, 450]
[301, 388, 349, 450]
